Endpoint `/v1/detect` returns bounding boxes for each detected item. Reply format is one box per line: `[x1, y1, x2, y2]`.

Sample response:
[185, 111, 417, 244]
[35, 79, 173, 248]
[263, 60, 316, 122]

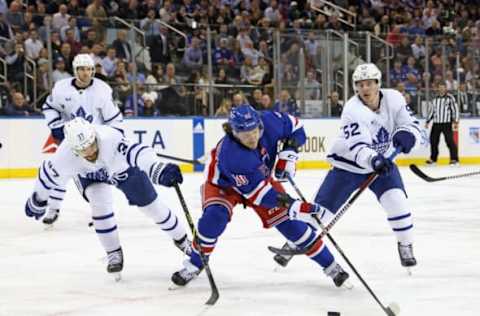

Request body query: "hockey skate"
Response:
[42, 209, 59, 227]
[273, 242, 295, 268]
[324, 262, 352, 289]
[170, 259, 201, 287]
[174, 234, 192, 256]
[397, 242, 416, 274]
[107, 247, 124, 281]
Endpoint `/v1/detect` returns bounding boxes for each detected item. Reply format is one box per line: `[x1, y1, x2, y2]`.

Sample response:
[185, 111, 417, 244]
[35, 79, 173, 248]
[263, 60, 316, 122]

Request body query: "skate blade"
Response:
[405, 267, 413, 276]
[168, 283, 185, 291]
[341, 280, 354, 290]
[43, 224, 55, 231]
[111, 272, 122, 282]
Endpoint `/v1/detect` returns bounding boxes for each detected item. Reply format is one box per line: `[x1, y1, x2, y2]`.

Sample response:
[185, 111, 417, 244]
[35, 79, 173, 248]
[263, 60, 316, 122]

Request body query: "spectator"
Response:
[249, 89, 263, 109]
[215, 98, 232, 117]
[126, 62, 146, 85]
[52, 57, 71, 83]
[112, 29, 132, 62]
[395, 36, 412, 63]
[141, 9, 161, 37]
[36, 58, 50, 96]
[273, 90, 300, 116]
[64, 28, 82, 55]
[232, 92, 248, 107]
[0, 12, 13, 40]
[52, 4, 70, 31]
[445, 70, 458, 91]
[329, 91, 343, 117]
[60, 17, 81, 42]
[94, 63, 108, 81]
[182, 37, 203, 72]
[141, 92, 159, 117]
[297, 69, 321, 100]
[390, 60, 407, 87]
[59, 43, 74, 74]
[260, 94, 272, 110]
[124, 84, 146, 117]
[6, 43, 27, 85]
[458, 82, 473, 116]
[264, 0, 282, 25]
[213, 38, 234, 67]
[86, 0, 107, 43]
[4, 92, 38, 116]
[148, 26, 171, 64]
[5, 1, 24, 33]
[24, 30, 44, 60]
[101, 47, 118, 79]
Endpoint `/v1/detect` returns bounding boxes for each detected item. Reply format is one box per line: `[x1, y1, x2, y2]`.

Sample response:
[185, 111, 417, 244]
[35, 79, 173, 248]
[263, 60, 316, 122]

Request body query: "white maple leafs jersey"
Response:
[327, 89, 423, 174]
[34, 125, 158, 210]
[42, 78, 123, 131]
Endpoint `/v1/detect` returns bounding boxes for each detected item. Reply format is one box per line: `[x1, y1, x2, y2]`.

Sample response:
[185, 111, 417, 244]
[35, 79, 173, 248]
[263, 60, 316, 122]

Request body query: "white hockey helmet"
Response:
[64, 117, 96, 155]
[72, 53, 95, 78]
[352, 63, 382, 90]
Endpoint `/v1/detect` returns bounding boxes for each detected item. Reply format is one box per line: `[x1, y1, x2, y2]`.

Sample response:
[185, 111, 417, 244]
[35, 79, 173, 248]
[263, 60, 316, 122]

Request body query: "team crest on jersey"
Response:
[371, 127, 390, 154]
[72, 106, 93, 123]
[233, 174, 249, 186]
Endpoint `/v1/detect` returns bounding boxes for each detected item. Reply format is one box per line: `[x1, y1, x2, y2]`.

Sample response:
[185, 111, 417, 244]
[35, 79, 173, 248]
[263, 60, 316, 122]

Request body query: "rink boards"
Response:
[2, 117, 480, 178]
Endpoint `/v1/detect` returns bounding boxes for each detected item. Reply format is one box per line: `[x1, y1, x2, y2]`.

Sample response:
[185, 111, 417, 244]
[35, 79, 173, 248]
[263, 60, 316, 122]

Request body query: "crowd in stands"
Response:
[1, 0, 480, 117]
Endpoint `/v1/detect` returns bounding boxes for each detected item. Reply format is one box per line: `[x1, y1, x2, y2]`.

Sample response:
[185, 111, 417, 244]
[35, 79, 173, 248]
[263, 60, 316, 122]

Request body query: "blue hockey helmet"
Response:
[228, 104, 262, 133]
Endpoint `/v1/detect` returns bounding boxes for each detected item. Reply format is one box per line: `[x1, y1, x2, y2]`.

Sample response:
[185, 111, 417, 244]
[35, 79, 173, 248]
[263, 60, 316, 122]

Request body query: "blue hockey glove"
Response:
[392, 130, 415, 154]
[25, 193, 47, 220]
[152, 162, 183, 187]
[275, 150, 299, 180]
[371, 154, 394, 175]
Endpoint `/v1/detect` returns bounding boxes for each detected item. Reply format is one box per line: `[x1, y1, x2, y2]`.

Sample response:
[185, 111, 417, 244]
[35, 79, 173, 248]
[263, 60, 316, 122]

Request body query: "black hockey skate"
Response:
[273, 242, 294, 267]
[107, 248, 123, 281]
[324, 262, 352, 288]
[398, 242, 417, 267]
[174, 234, 192, 256]
[171, 260, 201, 286]
[42, 209, 59, 225]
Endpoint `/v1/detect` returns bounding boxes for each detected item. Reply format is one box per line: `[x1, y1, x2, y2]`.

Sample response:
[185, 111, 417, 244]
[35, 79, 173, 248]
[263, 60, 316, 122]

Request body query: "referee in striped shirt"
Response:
[425, 82, 459, 165]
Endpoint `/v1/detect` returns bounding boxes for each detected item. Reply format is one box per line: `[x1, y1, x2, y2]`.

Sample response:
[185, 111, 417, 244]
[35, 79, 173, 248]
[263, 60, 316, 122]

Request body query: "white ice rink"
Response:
[1, 166, 479, 316]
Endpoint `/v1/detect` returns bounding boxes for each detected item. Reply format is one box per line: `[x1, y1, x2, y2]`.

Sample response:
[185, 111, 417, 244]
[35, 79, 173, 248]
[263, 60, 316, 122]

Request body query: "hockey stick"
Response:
[286, 174, 400, 316]
[156, 153, 204, 165]
[409, 164, 480, 182]
[268, 148, 401, 257]
[174, 183, 219, 305]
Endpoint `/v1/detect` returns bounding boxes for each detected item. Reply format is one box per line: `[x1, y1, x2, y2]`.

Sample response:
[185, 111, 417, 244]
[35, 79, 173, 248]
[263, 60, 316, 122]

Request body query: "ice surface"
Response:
[1, 166, 479, 316]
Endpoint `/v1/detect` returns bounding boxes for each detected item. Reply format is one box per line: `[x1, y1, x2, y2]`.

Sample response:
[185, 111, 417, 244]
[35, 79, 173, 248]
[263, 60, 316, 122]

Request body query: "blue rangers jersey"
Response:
[205, 111, 306, 209]
[327, 88, 423, 174]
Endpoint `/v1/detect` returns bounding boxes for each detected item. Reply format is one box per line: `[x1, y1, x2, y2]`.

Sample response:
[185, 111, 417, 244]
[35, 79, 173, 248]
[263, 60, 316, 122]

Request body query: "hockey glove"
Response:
[392, 129, 415, 154]
[151, 162, 183, 187]
[25, 193, 47, 220]
[275, 150, 299, 180]
[288, 200, 322, 224]
[371, 154, 393, 175]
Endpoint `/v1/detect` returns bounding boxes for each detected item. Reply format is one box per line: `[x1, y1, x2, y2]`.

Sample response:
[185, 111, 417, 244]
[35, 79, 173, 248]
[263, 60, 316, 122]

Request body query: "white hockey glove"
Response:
[288, 200, 323, 227]
[275, 150, 299, 180]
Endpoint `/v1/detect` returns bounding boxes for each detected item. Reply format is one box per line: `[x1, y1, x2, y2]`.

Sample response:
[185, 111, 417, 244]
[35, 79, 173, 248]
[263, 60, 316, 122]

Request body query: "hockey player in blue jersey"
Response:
[278, 63, 422, 271]
[170, 104, 350, 288]
[25, 118, 190, 279]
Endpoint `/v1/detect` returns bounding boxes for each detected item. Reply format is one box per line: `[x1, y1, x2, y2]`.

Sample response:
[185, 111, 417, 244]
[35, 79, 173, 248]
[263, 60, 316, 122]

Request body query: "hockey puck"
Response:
[327, 312, 340, 316]
[88, 221, 94, 227]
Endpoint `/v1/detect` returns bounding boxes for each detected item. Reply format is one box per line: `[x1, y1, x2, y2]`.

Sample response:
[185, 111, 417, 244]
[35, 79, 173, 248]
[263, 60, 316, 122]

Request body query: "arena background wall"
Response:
[2, 118, 480, 179]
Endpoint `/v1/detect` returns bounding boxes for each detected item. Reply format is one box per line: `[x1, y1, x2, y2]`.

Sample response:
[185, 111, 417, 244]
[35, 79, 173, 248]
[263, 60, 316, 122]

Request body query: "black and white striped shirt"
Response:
[426, 93, 459, 124]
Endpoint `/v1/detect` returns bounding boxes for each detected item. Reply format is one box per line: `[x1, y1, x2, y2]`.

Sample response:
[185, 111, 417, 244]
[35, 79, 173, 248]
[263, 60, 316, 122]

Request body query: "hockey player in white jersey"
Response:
[25, 118, 190, 279]
[286, 63, 423, 271]
[41, 54, 123, 225]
